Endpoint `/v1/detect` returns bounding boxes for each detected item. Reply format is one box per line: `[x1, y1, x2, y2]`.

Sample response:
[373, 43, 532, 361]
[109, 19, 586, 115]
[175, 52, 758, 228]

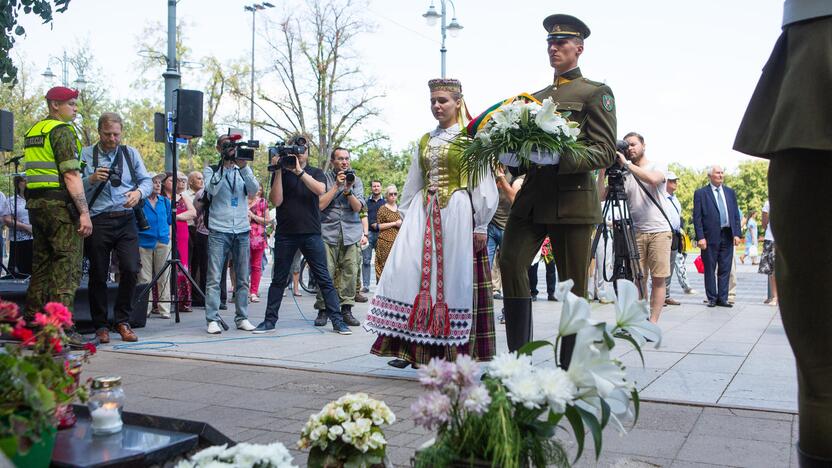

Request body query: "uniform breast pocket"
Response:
[557, 174, 595, 219]
[557, 102, 584, 113]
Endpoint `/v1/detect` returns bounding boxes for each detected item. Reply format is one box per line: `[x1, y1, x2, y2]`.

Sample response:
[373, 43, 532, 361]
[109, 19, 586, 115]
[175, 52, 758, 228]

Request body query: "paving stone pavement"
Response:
[97, 255, 796, 413]
[82, 352, 800, 467]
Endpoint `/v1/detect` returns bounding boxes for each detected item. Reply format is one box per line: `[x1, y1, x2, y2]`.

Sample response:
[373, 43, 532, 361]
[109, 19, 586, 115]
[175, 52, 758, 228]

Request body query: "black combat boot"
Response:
[503, 297, 533, 352]
[313, 310, 328, 327]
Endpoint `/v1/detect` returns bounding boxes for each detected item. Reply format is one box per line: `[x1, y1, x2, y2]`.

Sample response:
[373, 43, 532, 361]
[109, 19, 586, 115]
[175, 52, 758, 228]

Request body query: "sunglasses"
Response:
[388, 192, 398, 196]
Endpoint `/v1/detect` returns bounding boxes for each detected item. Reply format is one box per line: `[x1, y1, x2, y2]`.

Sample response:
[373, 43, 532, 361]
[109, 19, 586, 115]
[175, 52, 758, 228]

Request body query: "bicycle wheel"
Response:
[299, 258, 319, 294]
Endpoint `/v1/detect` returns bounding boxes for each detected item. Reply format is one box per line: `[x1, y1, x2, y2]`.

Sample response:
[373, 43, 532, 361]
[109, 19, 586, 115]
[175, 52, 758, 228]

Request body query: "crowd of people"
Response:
[12, 3, 829, 464]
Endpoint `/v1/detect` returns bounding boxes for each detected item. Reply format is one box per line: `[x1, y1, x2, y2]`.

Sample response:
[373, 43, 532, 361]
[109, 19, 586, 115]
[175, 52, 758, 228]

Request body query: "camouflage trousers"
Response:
[25, 202, 83, 319]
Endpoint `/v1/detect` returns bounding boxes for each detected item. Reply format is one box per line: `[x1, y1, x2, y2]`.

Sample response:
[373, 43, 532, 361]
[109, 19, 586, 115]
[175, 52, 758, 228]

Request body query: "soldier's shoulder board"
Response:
[580, 77, 605, 87]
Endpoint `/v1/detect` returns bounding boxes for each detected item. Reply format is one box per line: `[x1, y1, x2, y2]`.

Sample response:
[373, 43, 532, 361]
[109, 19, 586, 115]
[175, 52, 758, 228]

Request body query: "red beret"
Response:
[45, 86, 79, 101]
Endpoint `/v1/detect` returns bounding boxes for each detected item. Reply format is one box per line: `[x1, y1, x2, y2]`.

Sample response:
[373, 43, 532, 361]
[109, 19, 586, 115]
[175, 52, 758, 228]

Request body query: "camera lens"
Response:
[294, 136, 307, 146]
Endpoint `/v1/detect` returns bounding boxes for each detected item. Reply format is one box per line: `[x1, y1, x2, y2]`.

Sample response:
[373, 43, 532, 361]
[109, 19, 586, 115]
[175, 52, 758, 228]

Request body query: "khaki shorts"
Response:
[636, 231, 672, 279]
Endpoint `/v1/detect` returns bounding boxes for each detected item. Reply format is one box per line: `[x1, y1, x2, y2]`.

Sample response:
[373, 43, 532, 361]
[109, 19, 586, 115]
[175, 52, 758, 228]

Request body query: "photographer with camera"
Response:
[81, 112, 153, 343]
[202, 134, 260, 334]
[598, 132, 672, 323]
[313, 147, 366, 327]
[254, 137, 353, 335]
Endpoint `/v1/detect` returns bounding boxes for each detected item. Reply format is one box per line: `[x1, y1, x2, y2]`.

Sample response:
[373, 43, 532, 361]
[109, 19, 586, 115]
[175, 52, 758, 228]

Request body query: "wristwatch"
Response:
[343, 190, 352, 197]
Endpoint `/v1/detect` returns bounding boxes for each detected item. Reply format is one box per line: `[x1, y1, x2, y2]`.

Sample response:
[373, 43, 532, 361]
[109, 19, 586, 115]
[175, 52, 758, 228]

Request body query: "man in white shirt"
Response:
[599, 132, 673, 323]
[663, 172, 695, 306]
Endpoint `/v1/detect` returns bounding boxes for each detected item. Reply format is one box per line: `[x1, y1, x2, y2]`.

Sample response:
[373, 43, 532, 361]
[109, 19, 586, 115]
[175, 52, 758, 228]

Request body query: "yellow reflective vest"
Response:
[23, 118, 81, 190]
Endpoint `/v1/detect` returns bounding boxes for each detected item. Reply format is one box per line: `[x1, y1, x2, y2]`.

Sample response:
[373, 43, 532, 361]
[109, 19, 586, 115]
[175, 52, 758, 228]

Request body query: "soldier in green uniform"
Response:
[24, 86, 93, 346]
[734, 3, 832, 465]
[499, 15, 616, 365]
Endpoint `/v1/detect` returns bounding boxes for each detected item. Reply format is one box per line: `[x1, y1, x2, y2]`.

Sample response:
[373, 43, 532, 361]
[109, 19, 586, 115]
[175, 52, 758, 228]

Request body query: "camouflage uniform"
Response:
[25, 125, 83, 318]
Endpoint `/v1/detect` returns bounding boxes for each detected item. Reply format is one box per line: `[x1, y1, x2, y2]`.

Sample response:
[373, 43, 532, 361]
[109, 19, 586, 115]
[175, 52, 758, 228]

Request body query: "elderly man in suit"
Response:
[692, 165, 741, 307]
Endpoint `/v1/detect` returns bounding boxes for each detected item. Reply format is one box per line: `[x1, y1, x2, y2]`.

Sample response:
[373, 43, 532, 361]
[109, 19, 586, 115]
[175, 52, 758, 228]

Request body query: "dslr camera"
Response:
[95, 164, 150, 231]
[267, 136, 308, 172]
[221, 132, 259, 162]
[605, 139, 630, 189]
[343, 169, 356, 184]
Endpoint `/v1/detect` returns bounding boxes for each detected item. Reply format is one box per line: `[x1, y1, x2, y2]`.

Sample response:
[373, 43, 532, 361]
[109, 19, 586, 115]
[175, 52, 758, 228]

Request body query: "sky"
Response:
[12, 0, 783, 170]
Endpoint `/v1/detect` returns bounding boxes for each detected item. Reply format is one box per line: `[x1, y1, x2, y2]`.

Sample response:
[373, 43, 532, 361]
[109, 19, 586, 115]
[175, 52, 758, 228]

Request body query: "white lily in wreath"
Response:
[555, 279, 594, 336]
[608, 279, 662, 348]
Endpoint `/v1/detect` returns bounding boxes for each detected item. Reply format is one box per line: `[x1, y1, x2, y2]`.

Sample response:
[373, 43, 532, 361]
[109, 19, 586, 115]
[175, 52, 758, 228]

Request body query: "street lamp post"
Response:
[422, 0, 463, 78]
[244, 2, 275, 140]
[41, 50, 88, 90]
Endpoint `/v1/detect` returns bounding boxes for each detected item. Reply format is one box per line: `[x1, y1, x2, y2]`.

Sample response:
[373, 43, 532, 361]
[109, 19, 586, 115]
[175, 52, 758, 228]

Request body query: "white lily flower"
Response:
[534, 98, 561, 135]
[567, 327, 628, 398]
[609, 279, 662, 347]
[555, 279, 593, 337]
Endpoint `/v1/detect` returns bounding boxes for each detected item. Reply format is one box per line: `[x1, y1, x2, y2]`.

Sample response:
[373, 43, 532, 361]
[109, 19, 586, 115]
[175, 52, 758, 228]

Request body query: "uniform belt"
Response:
[26, 190, 70, 202]
[93, 210, 134, 219]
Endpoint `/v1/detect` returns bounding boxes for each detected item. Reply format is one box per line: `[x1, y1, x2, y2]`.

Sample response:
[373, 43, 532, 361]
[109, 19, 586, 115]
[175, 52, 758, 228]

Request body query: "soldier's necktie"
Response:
[716, 187, 728, 227]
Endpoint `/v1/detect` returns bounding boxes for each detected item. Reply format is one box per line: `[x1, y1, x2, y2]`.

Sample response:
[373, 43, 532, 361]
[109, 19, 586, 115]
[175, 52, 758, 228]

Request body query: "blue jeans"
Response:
[362, 231, 378, 287]
[264, 233, 345, 326]
[205, 230, 251, 324]
[487, 223, 504, 267]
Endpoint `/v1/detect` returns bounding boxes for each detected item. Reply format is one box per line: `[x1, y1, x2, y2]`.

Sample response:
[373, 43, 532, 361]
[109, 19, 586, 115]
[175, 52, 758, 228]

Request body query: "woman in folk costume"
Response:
[364, 78, 499, 369]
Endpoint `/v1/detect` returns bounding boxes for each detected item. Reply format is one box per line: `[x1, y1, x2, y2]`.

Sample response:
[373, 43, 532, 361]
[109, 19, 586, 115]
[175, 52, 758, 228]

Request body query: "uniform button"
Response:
[577, 185, 582, 189]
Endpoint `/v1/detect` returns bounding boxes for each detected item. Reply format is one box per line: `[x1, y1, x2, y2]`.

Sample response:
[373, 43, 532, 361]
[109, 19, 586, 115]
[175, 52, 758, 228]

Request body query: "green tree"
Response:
[120, 98, 164, 173]
[67, 42, 113, 146]
[0, 60, 45, 157]
[350, 140, 413, 196]
[725, 159, 769, 218]
[1, 0, 71, 84]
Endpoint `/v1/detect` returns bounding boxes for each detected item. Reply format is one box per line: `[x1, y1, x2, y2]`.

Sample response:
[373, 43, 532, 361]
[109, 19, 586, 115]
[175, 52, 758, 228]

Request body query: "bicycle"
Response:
[298, 255, 318, 294]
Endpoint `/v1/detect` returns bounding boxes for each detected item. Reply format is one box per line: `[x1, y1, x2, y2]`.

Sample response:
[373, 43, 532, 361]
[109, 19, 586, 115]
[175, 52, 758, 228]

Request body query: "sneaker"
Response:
[313, 310, 328, 327]
[252, 321, 276, 334]
[493, 292, 503, 300]
[498, 311, 505, 324]
[333, 322, 353, 335]
[219, 303, 228, 310]
[207, 321, 222, 334]
[361, 286, 369, 293]
[685, 289, 698, 295]
[237, 319, 256, 331]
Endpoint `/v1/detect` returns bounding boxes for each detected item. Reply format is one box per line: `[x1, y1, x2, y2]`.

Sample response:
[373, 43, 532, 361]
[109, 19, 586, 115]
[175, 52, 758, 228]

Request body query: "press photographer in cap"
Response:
[23, 86, 93, 347]
[202, 132, 260, 335]
[499, 14, 616, 365]
[255, 136, 353, 335]
[81, 112, 153, 344]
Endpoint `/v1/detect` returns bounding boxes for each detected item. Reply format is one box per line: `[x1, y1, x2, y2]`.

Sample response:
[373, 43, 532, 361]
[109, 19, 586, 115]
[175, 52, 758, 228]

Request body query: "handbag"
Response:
[694, 255, 705, 274]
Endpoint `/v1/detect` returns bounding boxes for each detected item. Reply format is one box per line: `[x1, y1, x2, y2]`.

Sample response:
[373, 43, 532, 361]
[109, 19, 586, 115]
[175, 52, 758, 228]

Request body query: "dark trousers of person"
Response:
[189, 226, 206, 306]
[770, 151, 832, 460]
[8, 239, 33, 275]
[528, 260, 557, 297]
[701, 227, 733, 303]
[85, 213, 140, 330]
[500, 216, 593, 367]
[263, 233, 344, 325]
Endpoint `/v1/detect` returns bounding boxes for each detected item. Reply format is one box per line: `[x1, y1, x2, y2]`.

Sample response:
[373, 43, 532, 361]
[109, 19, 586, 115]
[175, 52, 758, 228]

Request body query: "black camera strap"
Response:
[631, 171, 674, 233]
[89, 145, 137, 210]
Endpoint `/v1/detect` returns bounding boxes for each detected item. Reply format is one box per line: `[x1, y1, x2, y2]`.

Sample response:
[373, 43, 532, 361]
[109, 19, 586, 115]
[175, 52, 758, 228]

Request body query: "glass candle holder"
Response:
[87, 376, 125, 435]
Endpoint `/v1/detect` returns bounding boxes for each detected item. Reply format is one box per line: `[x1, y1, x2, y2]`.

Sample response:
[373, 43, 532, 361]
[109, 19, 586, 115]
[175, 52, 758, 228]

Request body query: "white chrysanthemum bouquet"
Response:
[413, 279, 662, 468]
[461, 94, 586, 180]
[298, 393, 395, 468]
[174, 442, 296, 468]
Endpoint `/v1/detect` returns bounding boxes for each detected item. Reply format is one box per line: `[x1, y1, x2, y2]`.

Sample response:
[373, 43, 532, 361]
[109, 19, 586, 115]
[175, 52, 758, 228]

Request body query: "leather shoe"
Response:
[313, 310, 328, 327]
[115, 323, 138, 342]
[665, 297, 681, 306]
[716, 301, 733, 308]
[547, 293, 557, 301]
[95, 328, 110, 344]
[707, 301, 716, 308]
[354, 292, 368, 303]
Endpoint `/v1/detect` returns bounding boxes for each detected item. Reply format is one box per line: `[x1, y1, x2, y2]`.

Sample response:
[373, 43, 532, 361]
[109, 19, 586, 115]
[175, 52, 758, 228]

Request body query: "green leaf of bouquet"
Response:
[616, 332, 645, 366]
[564, 405, 585, 463]
[576, 404, 603, 459]
[600, 399, 611, 429]
[548, 410, 564, 427]
[517, 340, 553, 356]
[631, 389, 641, 426]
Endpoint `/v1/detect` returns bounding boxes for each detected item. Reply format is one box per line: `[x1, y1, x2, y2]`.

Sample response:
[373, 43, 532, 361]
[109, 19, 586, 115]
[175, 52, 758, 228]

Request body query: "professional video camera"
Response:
[590, 138, 644, 296]
[267, 136, 308, 172]
[221, 132, 259, 161]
